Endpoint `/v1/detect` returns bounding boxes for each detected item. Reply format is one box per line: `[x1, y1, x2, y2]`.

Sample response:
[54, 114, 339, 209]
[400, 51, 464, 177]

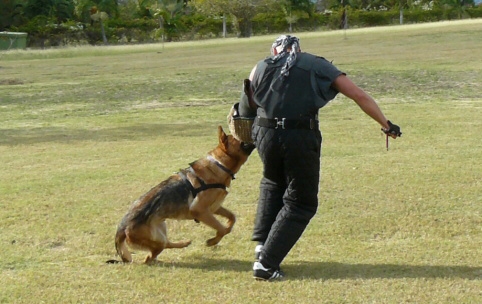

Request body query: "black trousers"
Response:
[251, 124, 322, 269]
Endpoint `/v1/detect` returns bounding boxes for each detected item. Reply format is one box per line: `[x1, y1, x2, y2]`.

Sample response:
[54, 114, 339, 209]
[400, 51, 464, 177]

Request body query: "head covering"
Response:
[270, 35, 300, 77]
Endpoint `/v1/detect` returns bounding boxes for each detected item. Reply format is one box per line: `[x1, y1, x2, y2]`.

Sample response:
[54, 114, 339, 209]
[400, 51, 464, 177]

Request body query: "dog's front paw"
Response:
[226, 218, 236, 231]
[225, 225, 233, 235]
[206, 227, 232, 246]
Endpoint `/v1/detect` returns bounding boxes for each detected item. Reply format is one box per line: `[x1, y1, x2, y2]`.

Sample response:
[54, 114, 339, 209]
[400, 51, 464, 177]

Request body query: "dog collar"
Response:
[207, 155, 236, 180]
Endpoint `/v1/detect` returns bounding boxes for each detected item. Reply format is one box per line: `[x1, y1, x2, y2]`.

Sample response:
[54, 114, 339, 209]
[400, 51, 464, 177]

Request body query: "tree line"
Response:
[1, 0, 480, 48]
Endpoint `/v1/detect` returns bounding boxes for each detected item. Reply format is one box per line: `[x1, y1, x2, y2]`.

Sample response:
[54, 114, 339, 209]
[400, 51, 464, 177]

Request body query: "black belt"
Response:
[256, 117, 318, 130]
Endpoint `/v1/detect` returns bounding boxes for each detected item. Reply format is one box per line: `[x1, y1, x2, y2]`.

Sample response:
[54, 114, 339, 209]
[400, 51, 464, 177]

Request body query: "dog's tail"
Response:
[114, 220, 132, 263]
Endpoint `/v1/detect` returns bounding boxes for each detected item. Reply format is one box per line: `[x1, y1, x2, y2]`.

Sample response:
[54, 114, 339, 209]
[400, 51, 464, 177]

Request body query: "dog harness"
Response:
[178, 156, 235, 223]
[178, 169, 226, 224]
[179, 168, 226, 199]
[179, 152, 236, 199]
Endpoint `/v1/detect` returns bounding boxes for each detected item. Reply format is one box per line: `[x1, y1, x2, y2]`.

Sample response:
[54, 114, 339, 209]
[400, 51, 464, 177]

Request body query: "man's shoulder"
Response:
[299, 52, 330, 63]
[296, 53, 330, 70]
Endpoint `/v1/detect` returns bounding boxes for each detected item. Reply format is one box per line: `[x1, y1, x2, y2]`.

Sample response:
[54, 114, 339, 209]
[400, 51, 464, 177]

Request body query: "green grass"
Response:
[1, 20, 481, 303]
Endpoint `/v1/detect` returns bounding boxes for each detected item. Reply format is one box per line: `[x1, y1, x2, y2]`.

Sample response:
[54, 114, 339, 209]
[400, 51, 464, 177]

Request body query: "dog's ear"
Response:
[218, 126, 228, 150]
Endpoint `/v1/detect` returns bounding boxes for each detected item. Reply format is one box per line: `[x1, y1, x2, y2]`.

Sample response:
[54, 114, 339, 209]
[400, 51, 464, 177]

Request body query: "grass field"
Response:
[1, 19, 481, 303]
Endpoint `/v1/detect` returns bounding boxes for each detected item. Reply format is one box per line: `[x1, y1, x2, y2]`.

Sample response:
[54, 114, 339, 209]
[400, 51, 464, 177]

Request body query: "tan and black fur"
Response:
[112, 126, 255, 264]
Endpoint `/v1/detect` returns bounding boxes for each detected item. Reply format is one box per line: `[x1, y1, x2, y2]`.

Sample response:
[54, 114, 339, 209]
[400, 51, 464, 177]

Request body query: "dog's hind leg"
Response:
[138, 238, 166, 264]
[143, 222, 168, 264]
[143, 222, 190, 264]
[161, 221, 192, 249]
[144, 246, 165, 264]
[124, 224, 164, 264]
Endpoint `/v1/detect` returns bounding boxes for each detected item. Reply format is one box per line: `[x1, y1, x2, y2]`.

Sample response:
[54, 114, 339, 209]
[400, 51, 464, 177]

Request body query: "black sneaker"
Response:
[253, 261, 284, 281]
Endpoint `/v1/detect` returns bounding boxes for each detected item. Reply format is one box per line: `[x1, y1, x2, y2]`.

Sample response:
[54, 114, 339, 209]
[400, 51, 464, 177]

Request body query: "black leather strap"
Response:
[256, 117, 318, 130]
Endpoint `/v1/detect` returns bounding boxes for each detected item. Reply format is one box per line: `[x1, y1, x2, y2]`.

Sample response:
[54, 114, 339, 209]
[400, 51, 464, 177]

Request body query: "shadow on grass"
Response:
[0, 123, 216, 146]
[148, 257, 482, 281]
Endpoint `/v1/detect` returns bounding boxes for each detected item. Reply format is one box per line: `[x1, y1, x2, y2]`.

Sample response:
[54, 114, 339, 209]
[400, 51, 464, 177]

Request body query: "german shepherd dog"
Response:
[112, 126, 255, 264]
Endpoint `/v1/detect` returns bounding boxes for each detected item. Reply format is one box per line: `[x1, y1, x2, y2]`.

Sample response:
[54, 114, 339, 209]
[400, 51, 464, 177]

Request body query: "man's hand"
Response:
[382, 120, 402, 139]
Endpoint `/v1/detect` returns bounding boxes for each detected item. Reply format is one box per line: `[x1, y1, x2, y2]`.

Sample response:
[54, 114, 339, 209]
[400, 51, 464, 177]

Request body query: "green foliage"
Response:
[194, 0, 278, 37]
[103, 18, 158, 43]
[179, 12, 231, 38]
[92, 0, 119, 18]
[117, 0, 142, 20]
[402, 8, 445, 22]
[24, 0, 75, 21]
[351, 10, 392, 26]
[147, 0, 187, 41]
[252, 12, 289, 33]
[3, 0, 482, 47]
[252, 9, 328, 34]
[467, 5, 482, 17]
[108, 17, 158, 32]
[14, 15, 85, 47]
[0, 0, 26, 31]
[289, 0, 316, 13]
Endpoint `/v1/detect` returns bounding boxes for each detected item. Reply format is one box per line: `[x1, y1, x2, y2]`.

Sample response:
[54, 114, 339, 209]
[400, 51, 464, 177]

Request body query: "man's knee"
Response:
[288, 202, 318, 224]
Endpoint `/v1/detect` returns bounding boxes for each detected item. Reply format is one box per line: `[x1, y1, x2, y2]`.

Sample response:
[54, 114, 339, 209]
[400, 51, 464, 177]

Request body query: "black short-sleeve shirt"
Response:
[252, 52, 345, 119]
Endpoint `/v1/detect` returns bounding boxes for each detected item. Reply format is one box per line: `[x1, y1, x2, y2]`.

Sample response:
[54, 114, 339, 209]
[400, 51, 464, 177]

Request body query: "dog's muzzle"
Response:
[241, 142, 256, 155]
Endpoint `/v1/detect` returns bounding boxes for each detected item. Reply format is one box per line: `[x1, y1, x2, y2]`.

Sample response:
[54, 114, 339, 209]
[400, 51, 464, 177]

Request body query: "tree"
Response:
[75, 0, 118, 44]
[24, 0, 75, 22]
[289, 0, 315, 14]
[74, 0, 118, 24]
[150, 0, 185, 41]
[0, 0, 25, 31]
[278, 0, 314, 32]
[397, 0, 409, 24]
[437, 0, 474, 18]
[193, 0, 276, 38]
[90, 6, 109, 44]
[192, 0, 231, 36]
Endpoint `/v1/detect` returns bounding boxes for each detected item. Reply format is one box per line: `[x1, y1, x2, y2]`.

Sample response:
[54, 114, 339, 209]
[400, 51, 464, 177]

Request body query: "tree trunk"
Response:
[223, 13, 227, 38]
[238, 19, 251, 38]
[100, 20, 108, 45]
[289, 12, 292, 33]
[157, 16, 165, 50]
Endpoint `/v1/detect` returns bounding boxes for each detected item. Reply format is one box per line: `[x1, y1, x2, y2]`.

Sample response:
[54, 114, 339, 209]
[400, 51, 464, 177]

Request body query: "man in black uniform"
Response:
[239, 35, 402, 281]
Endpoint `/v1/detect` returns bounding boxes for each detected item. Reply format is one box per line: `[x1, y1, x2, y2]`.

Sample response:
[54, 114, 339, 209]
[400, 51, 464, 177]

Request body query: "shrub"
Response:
[467, 6, 482, 17]
[13, 7, 481, 47]
[15, 16, 86, 48]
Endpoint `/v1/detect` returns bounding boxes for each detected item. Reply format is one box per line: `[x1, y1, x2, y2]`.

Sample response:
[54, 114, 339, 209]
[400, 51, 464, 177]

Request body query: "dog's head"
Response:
[211, 126, 255, 174]
[218, 125, 256, 156]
